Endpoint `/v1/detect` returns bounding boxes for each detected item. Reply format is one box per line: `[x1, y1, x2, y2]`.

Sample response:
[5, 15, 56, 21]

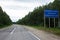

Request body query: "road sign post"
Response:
[44, 10, 59, 28]
[49, 18, 50, 28]
[44, 13, 46, 28]
[54, 18, 55, 28]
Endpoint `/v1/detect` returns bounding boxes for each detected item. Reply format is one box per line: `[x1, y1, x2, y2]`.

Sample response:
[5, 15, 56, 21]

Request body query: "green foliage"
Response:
[0, 6, 12, 28]
[17, 0, 60, 27]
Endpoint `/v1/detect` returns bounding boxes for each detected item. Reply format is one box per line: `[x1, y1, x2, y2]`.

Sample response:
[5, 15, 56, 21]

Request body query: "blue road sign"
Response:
[44, 10, 59, 18]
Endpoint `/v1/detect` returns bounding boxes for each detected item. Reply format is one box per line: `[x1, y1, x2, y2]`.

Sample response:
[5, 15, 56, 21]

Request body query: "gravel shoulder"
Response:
[23, 25, 60, 40]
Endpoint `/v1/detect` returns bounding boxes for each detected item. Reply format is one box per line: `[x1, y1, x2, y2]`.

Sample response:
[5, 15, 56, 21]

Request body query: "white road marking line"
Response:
[10, 28, 16, 35]
[28, 31, 41, 40]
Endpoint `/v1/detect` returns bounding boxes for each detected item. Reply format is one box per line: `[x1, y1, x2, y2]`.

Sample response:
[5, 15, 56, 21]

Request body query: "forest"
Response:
[17, 0, 60, 28]
[0, 7, 12, 28]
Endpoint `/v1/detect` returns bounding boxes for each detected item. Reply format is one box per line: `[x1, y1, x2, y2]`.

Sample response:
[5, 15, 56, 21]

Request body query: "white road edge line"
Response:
[28, 31, 40, 40]
[10, 28, 16, 35]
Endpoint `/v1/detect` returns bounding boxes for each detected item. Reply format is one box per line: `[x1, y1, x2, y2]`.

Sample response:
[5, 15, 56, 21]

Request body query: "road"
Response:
[0, 24, 40, 40]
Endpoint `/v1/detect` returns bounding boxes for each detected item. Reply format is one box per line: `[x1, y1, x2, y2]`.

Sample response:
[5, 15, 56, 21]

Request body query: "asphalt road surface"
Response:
[0, 24, 40, 40]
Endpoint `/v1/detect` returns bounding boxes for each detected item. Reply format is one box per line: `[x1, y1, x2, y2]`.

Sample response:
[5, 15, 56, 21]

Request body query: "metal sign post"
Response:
[49, 18, 50, 28]
[58, 12, 59, 27]
[44, 14, 45, 28]
[54, 18, 55, 28]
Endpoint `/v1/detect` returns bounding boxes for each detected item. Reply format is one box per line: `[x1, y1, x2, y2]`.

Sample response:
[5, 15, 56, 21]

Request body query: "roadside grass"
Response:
[30, 26, 60, 36]
[0, 24, 12, 29]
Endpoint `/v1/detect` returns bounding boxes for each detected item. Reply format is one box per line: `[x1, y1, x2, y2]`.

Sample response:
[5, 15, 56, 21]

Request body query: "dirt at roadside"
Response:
[24, 26, 60, 40]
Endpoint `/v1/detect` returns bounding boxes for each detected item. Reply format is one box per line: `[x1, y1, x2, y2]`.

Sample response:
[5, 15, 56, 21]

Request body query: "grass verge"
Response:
[0, 24, 12, 29]
[30, 26, 60, 36]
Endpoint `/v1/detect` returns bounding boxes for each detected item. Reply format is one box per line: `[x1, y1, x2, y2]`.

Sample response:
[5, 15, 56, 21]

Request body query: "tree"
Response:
[0, 6, 12, 27]
[17, 0, 60, 27]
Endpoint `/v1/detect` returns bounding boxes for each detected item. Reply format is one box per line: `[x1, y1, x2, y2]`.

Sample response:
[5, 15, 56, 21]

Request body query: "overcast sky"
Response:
[0, 0, 54, 22]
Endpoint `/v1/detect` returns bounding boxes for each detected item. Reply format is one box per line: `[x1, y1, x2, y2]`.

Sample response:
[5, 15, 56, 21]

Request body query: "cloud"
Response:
[0, 0, 54, 22]
[14, 0, 38, 2]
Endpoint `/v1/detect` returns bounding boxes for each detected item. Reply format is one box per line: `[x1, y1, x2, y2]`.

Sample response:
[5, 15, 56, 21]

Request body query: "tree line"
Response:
[17, 0, 60, 28]
[0, 7, 12, 28]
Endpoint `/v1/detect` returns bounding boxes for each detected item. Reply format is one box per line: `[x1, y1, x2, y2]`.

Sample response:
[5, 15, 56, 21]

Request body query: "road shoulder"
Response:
[23, 26, 60, 40]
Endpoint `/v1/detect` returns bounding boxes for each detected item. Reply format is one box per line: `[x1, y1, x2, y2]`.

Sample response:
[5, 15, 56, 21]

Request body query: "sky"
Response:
[0, 0, 54, 22]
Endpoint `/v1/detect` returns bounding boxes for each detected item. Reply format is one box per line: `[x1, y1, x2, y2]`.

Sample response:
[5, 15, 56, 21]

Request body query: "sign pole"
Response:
[54, 18, 55, 28]
[44, 13, 45, 28]
[49, 18, 50, 28]
[58, 12, 59, 27]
